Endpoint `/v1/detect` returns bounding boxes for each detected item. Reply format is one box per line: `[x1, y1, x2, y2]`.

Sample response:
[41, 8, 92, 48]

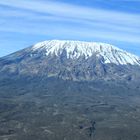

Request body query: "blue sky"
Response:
[0, 0, 140, 57]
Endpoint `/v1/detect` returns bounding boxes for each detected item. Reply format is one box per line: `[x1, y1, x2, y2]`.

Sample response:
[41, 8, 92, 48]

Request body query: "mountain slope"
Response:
[0, 40, 140, 81]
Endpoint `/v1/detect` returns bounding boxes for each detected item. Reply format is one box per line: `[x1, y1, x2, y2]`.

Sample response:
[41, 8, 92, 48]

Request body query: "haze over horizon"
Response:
[0, 0, 140, 57]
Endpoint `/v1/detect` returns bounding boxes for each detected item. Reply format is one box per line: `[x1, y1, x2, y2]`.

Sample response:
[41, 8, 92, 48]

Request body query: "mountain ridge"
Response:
[0, 40, 140, 82]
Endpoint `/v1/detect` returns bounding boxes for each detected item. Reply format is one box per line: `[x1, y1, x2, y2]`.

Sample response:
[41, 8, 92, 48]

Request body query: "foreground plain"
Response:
[0, 77, 140, 140]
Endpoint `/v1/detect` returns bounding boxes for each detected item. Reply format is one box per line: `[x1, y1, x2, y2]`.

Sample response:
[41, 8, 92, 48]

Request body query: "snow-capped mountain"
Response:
[0, 40, 140, 81]
[32, 40, 140, 65]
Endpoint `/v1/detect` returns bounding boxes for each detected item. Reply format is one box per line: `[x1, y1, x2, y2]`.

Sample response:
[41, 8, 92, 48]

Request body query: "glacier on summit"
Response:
[32, 40, 140, 65]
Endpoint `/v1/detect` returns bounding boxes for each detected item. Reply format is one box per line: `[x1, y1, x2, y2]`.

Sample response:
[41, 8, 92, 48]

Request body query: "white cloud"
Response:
[1, 0, 140, 23]
[0, 0, 140, 43]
